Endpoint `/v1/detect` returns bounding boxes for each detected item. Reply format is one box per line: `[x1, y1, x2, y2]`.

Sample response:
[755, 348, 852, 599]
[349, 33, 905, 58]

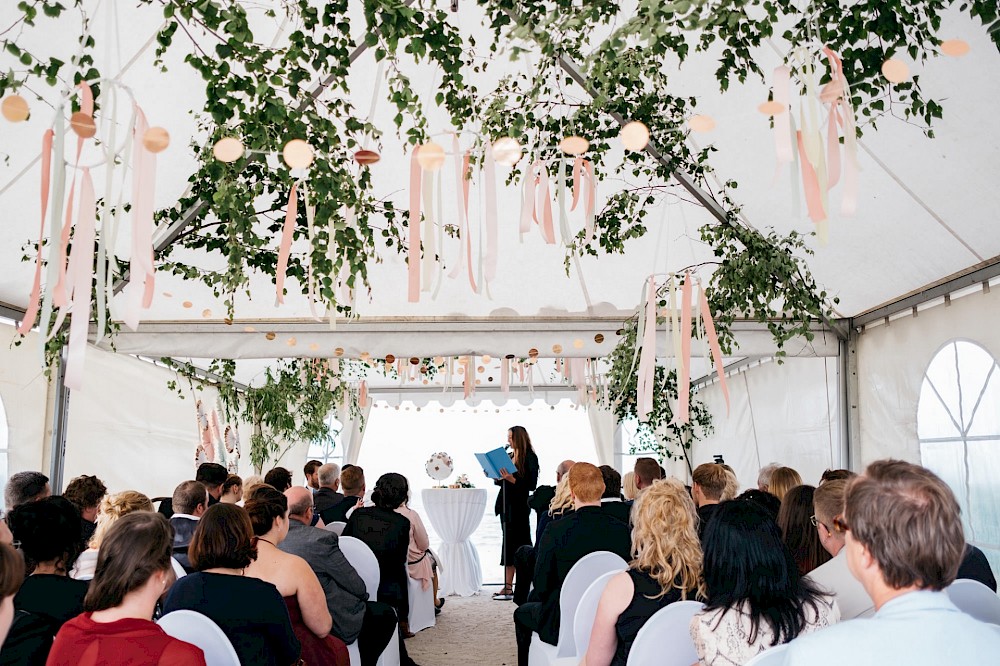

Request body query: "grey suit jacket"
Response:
[279, 519, 369, 644]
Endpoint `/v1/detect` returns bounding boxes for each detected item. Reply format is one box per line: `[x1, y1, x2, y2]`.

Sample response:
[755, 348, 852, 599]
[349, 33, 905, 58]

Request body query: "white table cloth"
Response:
[421, 488, 487, 597]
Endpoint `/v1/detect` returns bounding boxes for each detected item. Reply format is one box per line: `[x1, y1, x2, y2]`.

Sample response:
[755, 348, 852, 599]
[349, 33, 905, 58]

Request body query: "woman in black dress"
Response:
[493, 425, 539, 600]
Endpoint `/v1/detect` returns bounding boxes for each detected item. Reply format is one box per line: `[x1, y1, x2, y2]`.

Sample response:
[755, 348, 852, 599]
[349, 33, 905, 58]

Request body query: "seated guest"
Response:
[692, 463, 729, 540]
[158, 463, 227, 519]
[344, 474, 411, 633]
[395, 483, 444, 623]
[2, 497, 89, 665]
[818, 468, 855, 485]
[304, 460, 323, 492]
[245, 487, 348, 665]
[778, 485, 831, 576]
[72, 491, 156, 580]
[321, 465, 366, 525]
[280, 487, 399, 666]
[621, 471, 638, 501]
[47, 513, 206, 665]
[632, 458, 662, 495]
[4, 471, 50, 511]
[806, 479, 874, 619]
[513, 475, 574, 606]
[163, 504, 301, 666]
[220, 474, 243, 504]
[582, 478, 702, 666]
[168, 481, 209, 573]
[61, 475, 107, 547]
[241, 475, 265, 504]
[0, 542, 24, 648]
[757, 462, 782, 493]
[767, 467, 803, 502]
[528, 461, 574, 546]
[313, 463, 344, 518]
[957, 543, 997, 591]
[513, 463, 632, 666]
[691, 499, 838, 665]
[720, 464, 740, 501]
[598, 465, 631, 525]
[264, 467, 294, 493]
[785, 460, 1000, 664]
[736, 488, 781, 520]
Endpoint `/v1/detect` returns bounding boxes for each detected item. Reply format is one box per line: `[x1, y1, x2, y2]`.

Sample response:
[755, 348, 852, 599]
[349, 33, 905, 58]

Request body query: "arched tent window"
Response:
[918, 340, 1000, 573]
[0, 396, 8, 511]
[306, 413, 343, 466]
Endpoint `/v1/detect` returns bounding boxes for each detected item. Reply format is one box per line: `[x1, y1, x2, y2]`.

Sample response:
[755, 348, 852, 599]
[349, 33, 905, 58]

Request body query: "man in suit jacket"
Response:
[513, 463, 631, 666]
[281, 487, 397, 666]
[598, 465, 631, 526]
[312, 463, 345, 517]
[157, 463, 226, 519]
[168, 480, 208, 572]
[321, 465, 366, 525]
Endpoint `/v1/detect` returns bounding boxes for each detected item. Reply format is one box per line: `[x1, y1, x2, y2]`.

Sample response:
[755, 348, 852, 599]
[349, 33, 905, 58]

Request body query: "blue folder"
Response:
[476, 446, 517, 480]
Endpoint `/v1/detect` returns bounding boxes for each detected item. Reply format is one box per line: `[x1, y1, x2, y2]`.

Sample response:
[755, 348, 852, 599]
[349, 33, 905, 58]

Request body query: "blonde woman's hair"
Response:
[630, 478, 703, 599]
[241, 475, 264, 503]
[768, 467, 804, 503]
[721, 465, 740, 501]
[89, 490, 154, 549]
[549, 476, 574, 517]
[622, 471, 638, 501]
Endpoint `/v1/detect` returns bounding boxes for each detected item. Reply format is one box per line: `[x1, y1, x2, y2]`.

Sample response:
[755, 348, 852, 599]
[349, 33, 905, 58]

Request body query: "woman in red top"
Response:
[46, 512, 205, 666]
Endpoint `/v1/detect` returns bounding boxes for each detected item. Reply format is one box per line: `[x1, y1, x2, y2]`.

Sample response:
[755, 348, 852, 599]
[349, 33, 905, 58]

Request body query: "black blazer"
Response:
[343, 506, 410, 617]
[320, 494, 363, 525]
[600, 499, 632, 526]
[494, 448, 539, 518]
[313, 487, 345, 516]
[532, 505, 632, 644]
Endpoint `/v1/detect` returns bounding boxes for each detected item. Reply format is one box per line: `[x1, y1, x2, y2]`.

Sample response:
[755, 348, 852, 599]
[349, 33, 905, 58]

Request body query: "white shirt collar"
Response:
[171, 513, 200, 521]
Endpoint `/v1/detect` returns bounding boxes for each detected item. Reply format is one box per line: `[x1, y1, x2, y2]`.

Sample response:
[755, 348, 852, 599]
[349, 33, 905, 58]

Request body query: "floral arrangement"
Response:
[425, 452, 454, 481]
[451, 474, 474, 488]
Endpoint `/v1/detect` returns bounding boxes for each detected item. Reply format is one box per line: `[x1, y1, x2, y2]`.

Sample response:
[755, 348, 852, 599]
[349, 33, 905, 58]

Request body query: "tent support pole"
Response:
[613, 419, 624, 473]
[48, 349, 71, 494]
[839, 325, 861, 472]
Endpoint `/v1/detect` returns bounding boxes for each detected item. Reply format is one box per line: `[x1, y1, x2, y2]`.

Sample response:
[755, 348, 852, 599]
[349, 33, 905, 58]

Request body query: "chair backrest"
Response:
[339, 535, 380, 599]
[573, 570, 620, 658]
[947, 578, 1000, 624]
[743, 643, 789, 666]
[626, 600, 703, 666]
[556, 551, 629, 657]
[325, 521, 347, 535]
[158, 610, 240, 666]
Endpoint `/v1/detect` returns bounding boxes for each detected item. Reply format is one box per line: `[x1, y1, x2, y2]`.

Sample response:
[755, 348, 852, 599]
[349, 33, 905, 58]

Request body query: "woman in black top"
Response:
[162, 503, 300, 666]
[1, 497, 89, 666]
[493, 425, 539, 600]
[581, 478, 702, 666]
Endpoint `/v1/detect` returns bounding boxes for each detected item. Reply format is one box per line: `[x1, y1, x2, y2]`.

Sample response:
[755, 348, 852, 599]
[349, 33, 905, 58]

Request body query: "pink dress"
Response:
[396, 505, 433, 590]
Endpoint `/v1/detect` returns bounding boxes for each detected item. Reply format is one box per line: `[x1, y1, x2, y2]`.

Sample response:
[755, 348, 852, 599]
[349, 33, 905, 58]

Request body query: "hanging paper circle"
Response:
[620, 121, 650, 151]
[559, 135, 589, 155]
[881, 59, 910, 83]
[142, 127, 170, 153]
[433, 356, 445, 365]
[552, 344, 563, 354]
[70, 112, 97, 138]
[334, 347, 345, 356]
[819, 82, 843, 104]
[481, 354, 492, 363]
[410, 357, 420, 365]
[265, 332, 276, 340]
[213, 137, 244, 162]
[1, 95, 29, 122]
[416, 142, 445, 171]
[492, 137, 523, 166]
[528, 348, 539, 358]
[573, 339, 584, 349]
[757, 100, 785, 116]
[425, 452, 454, 481]
[385, 354, 396, 364]
[594, 333, 605, 344]
[283, 139, 314, 169]
[688, 115, 716, 133]
[354, 149, 380, 165]
[941, 39, 970, 57]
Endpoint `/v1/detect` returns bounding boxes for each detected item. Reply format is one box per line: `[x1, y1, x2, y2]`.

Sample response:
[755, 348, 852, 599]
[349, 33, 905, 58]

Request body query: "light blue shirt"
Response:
[783, 590, 1000, 665]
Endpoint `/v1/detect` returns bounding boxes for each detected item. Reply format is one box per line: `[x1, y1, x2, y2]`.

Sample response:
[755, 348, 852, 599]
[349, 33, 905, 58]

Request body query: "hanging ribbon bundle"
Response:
[520, 160, 556, 244]
[570, 156, 596, 242]
[821, 47, 859, 216]
[275, 181, 299, 306]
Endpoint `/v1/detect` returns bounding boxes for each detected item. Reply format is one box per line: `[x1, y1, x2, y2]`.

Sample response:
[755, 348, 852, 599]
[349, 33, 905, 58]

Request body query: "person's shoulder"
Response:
[783, 619, 864, 662]
[160, 635, 208, 665]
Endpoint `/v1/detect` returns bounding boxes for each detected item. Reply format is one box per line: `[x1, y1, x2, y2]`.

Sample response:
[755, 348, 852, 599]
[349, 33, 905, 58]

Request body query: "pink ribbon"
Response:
[123, 105, 157, 330]
[18, 129, 54, 335]
[408, 146, 422, 302]
[484, 141, 498, 283]
[571, 157, 596, 239]
[501, 357, 510, 397]
[461, 151, 477, 292]
[698, 284, 730, 415]
[63, 169, 97, 390]
[797, 131, 827, 223]
[636, 276, 658, 422]
[359, 380, 369, 408]
[823, 46, 859, 215]
[275, 182, 298, 306]
[772, 66, 793, 168]
[676, 272, 693, 425]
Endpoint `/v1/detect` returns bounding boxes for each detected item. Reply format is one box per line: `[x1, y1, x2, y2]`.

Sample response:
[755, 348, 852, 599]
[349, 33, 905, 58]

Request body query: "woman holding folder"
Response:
[492, 426, 539, 600]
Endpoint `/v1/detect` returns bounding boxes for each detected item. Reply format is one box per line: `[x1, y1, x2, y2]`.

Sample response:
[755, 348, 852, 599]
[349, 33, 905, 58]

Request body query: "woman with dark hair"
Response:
[1, 497, 88, 665]
[344, 474, 412, 633]
[493, 425, 539, 600]
[690, 500, 839, 665]
[220, 474, 243, 504]
[777, 485, 832, 576]
[46, 513, 206, 665]
[0, 542, 24, 648]
[163, 504, 300, 666]
[244, 487, 348, 665]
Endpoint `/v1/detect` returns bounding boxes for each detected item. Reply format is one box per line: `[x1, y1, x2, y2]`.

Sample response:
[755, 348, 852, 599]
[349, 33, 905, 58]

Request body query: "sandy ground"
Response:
[407, 588, 518, 666]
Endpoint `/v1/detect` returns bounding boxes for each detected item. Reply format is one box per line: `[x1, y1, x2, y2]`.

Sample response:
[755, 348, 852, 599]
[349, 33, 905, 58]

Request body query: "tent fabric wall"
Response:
[857, 286, 1000, 466]
[0, 325, 52, 484]
[341, 401, 373, 465]
[691, 357, 840, 492]
[586, 404, 616, 467]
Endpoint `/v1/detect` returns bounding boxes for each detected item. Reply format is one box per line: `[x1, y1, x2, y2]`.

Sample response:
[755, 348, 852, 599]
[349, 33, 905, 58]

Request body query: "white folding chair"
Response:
[744, 643, 789, 666]
[407, 575, 436, 633]
[339, 536, 400, 666]
[947, 578, 1000, 624]
[626, 600, 703, 666]
[325, 521, 347, 535]
[157, 610, 239, 666]
[528, 550, 628, 666]
[573, 571, 620, 658]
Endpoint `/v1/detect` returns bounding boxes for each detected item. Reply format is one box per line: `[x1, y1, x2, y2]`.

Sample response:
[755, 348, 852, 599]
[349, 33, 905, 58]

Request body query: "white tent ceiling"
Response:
[0, 2, 997, 376]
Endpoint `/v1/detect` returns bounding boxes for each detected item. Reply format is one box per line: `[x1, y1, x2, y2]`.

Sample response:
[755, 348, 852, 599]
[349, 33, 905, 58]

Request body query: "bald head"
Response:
[284, 486, 313, 524]
[556, 460, 575, 482]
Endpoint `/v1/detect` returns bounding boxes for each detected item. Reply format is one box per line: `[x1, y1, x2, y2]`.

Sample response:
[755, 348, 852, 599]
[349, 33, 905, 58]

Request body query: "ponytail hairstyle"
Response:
[90, 491, 154, 549]
[244, 486, 288, 537]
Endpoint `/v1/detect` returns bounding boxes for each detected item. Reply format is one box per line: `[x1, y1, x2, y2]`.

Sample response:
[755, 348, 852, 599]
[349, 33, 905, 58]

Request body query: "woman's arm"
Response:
[295, 559, 334, 638]
[409, 510, 430, 552]
[581, 572, 634, 666]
